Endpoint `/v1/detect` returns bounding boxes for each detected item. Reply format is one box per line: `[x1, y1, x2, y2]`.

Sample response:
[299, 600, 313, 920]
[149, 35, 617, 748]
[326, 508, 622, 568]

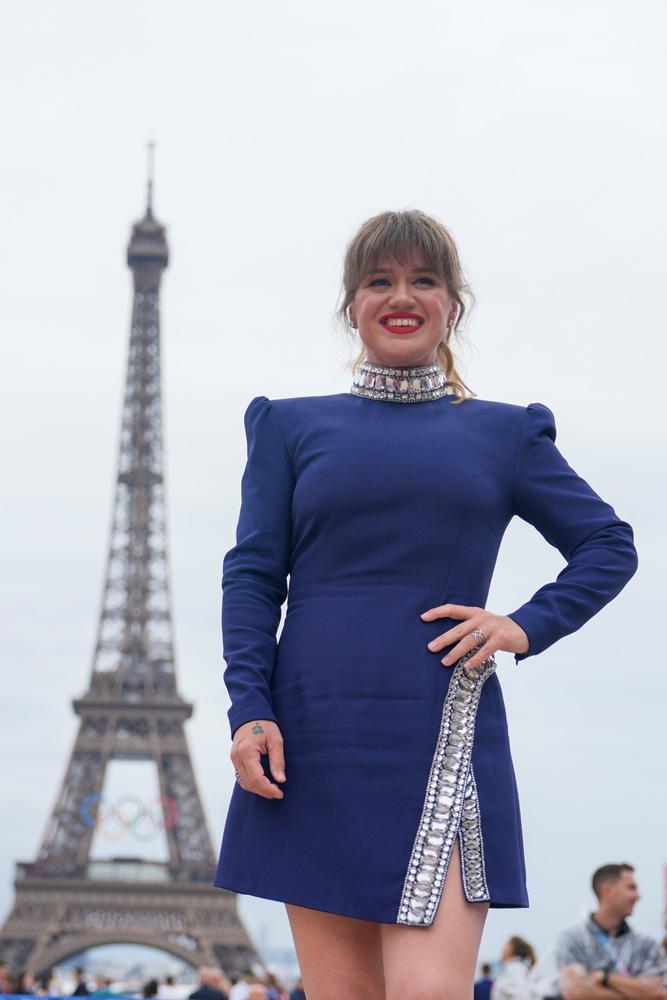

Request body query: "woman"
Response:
[491, 937, 537, 1000]
[214, 210, 638, 999]
[13, 970, 36, 995]
[34, 971, 55, 997]
[263, 973, 288, 1000]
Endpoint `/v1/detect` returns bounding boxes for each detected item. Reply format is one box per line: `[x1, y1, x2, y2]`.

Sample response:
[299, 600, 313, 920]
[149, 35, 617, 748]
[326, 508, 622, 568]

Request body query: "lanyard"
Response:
[596, 928, 630, 976]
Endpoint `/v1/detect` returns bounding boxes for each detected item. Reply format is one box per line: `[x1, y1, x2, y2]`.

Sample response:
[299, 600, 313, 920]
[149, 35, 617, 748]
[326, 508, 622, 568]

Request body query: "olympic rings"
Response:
[79, 793, 180, 841]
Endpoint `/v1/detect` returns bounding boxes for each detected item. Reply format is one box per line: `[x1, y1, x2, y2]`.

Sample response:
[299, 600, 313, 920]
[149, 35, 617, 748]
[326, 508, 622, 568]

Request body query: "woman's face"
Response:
[348, 249, 456, 368]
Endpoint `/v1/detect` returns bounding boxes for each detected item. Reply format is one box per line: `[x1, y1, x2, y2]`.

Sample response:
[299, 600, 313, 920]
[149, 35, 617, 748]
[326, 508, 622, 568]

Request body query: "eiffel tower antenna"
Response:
[146, 139, 155, 216]
[0, 160, 262, 979]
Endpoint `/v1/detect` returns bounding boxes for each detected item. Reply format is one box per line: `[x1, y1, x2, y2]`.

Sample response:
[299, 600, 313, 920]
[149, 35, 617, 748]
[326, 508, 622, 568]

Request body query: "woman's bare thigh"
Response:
[284, 902, 384, 1000]
[284, 841, 488, 1000]
[381, 841, 489, 1000]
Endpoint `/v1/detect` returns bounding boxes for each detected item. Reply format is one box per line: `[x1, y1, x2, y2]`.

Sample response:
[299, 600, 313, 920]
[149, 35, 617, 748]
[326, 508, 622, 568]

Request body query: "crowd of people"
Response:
[475, 864, 667, 999]
[2, 864, 666, 1000]
[0, 964, 304, 1000]
[139, 967, 304, 1000]
[0, 968, 56, 997]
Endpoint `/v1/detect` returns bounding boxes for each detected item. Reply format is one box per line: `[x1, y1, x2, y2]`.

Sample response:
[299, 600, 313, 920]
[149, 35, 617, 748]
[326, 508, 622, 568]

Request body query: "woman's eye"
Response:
[367, 276, 436, 287]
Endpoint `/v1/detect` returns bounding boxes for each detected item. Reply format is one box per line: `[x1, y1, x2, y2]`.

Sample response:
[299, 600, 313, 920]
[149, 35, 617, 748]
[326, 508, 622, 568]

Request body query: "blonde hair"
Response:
[336, 209, 476, 404]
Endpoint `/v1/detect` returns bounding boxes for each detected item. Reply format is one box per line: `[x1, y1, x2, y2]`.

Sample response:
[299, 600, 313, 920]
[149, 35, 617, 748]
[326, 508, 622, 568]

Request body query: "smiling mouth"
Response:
[380, 314, 424, 334]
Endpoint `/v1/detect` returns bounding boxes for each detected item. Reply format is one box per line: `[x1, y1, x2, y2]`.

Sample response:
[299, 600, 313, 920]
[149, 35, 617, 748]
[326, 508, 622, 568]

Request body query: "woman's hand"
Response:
[230, 719, 286, 800]
[420, 603, 529, 672]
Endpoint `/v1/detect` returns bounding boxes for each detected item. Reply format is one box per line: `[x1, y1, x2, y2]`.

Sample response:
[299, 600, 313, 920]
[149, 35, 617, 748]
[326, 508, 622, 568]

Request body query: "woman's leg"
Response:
[284, 903, 385, 1000]
[381, 841, 490, 1000]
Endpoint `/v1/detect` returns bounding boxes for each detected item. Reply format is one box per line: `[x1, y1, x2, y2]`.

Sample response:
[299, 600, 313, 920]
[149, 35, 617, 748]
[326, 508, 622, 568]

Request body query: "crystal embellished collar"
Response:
[350, 360, 450, 403]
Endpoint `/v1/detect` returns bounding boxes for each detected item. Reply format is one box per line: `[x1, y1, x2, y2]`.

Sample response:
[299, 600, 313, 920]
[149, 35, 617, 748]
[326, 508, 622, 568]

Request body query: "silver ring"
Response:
[471, 627, 486, 645]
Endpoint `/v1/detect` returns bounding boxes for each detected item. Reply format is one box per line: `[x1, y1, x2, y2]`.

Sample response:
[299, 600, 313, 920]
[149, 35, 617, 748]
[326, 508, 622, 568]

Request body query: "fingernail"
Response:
[277, 772, 286, 781]
[441, 656, 450, 665]
[427, 641, 436, 650]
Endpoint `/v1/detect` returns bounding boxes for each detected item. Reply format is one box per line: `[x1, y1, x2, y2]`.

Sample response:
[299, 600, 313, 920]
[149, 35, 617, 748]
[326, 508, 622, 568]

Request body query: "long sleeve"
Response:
[221, 395, 294, 739]
[506, 402, 638, 664]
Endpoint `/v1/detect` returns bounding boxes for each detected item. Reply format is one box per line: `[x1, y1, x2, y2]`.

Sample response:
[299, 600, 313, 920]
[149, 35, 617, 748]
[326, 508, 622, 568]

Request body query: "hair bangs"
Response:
[351, 212, 448, 283]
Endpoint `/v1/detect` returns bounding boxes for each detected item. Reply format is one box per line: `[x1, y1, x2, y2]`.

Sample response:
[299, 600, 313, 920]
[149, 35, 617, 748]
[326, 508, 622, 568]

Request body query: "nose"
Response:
[388, 279, 418, 308]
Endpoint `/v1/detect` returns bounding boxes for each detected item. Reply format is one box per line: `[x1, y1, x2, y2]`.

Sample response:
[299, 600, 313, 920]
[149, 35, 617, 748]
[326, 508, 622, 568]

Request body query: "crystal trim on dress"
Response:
[396, 646, 496, 925]
[350, 360, 450, 403]
[459, 766, 490, 903]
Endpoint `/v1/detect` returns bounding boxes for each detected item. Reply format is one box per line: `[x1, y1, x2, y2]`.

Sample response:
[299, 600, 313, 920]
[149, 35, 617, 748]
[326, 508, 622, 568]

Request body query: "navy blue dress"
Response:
[213, 392, 638, 926]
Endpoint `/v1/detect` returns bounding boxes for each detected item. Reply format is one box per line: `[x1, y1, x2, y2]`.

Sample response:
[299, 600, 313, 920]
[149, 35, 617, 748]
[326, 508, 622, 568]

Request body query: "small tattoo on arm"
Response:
[251, 722, 265, 735]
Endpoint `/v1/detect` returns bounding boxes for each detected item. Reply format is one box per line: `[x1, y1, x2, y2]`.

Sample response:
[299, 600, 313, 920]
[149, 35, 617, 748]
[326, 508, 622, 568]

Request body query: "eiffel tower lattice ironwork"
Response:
[0, 159, 261, 978]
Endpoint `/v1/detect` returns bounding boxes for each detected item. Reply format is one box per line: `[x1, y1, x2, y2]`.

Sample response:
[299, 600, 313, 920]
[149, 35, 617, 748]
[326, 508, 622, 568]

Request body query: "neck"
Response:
[365, 350, 439, 368]
[593, 908, 623, 935]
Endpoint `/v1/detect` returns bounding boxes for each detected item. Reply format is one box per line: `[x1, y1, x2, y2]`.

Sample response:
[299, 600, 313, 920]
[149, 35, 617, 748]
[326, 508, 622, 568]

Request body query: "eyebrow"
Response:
[366, 266, 438, 276]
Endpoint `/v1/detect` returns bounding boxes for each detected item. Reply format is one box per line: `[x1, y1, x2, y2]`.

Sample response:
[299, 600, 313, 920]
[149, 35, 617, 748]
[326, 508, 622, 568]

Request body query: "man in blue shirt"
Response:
[474, 963, 494, 1000]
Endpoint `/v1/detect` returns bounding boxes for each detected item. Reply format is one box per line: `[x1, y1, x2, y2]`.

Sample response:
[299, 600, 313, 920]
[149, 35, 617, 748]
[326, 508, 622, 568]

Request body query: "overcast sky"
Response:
[1, 0, 666, 974]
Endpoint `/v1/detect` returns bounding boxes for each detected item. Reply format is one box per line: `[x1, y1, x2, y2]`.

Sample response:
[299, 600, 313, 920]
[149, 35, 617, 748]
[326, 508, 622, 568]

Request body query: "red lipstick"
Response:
[380, 313, 424, 335]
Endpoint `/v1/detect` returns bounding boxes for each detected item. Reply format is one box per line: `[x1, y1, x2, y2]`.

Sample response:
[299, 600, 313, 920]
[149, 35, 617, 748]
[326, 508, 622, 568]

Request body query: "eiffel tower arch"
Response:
[0, 153, 260, 979]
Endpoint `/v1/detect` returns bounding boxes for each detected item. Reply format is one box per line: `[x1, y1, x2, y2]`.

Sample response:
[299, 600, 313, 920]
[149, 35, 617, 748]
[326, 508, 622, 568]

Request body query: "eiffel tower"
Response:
[0, 151, 261, 979]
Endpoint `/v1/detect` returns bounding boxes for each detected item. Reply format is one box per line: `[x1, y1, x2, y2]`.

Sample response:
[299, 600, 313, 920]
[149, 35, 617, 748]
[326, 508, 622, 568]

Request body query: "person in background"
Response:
[35, 970, 55, 997]
[188, 967, 228, 1000]
[14, 970, 37, 994]
[475, 963, 495, 1000]
[262, 973, 287, 1000]
[211, 970, 231, 997]
[159, 976, 181, 1000]
[72, 967, 89, 997]
[524, 943, 561, 1000]
[142, 979, 158, 999]
[555, 863, 667, 998]
[246, 987, 266, 1000]
[491, 937, 536, 999]
[227, 973, 252, 1000]
[91, 975, 116, 998]
[0, 962, 12, 994]
[287, 977, 305, 1000]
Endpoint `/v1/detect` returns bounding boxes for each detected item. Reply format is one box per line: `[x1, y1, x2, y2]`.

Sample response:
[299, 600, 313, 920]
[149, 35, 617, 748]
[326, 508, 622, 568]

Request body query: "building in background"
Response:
[0, 152, 260, 980]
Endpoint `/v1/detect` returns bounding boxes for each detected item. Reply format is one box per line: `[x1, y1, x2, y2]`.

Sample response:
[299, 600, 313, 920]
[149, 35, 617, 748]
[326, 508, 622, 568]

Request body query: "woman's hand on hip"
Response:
[420, 604, 529, 672]
[231, 719, 286, 800]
